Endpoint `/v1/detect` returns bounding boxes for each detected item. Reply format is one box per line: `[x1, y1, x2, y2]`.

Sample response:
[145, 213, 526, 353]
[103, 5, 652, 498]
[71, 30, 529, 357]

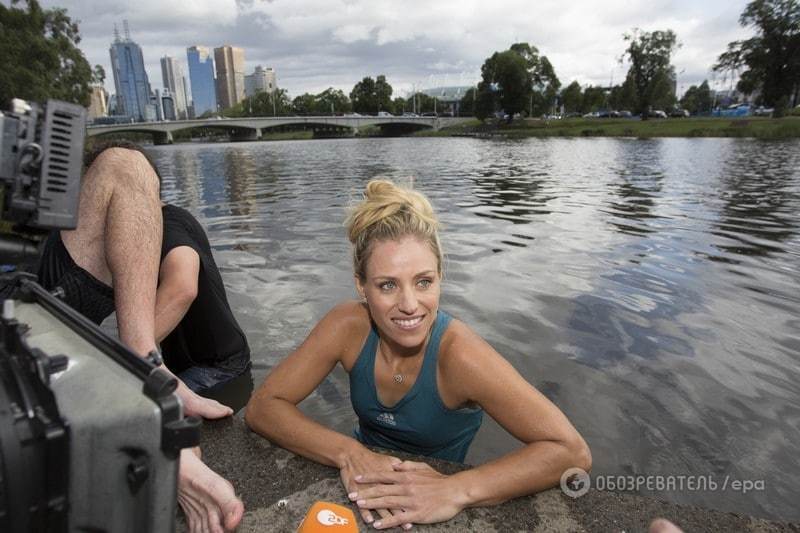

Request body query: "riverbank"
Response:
[184, 416, 799, 532]
[422, 116, 800, 139]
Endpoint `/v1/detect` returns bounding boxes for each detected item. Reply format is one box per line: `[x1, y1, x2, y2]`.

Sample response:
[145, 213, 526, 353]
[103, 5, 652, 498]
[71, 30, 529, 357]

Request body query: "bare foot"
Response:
[177, 381, 234, 419]
[649, 518, 684, 533]
[178, 448, 244, 533]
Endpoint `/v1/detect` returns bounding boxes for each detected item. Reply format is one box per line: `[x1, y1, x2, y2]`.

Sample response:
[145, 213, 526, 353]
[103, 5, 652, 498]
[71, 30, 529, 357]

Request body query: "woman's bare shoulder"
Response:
[319, 300, 373, 365]
[437, 317, 509, 384]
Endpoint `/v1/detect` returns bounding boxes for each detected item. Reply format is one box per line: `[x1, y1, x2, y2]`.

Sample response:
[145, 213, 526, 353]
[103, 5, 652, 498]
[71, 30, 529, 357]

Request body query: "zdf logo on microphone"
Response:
[561, 467, 591, 498]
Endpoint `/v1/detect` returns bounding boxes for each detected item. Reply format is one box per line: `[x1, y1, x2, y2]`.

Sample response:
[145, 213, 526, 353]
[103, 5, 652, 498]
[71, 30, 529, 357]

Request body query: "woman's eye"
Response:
[417, 279, 432, 289]
[379, 281, 396, 291]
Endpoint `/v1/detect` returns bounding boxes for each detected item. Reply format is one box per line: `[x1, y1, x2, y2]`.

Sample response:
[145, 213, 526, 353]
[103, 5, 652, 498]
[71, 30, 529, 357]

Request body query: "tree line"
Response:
[223, 76, 445, 118]
[2, 0, 797, 120]
[471, 0, 798, 119]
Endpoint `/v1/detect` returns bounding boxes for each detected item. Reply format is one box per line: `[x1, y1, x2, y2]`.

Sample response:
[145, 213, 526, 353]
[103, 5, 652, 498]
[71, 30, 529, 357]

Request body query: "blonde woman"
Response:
[245, 180, 591, 529]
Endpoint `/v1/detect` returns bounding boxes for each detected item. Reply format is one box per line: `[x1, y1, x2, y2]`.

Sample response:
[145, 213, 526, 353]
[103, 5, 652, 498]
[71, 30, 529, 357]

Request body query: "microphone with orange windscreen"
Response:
[297, 501, 359, 532]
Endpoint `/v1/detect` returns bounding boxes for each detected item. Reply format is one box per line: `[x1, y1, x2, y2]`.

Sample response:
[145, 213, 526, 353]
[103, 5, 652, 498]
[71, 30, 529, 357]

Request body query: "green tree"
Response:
[350, 76, 376, 113]
[92, 65, 106, 85]
[349, 75, 393, 114]
[291, 93, 316, 115]
[477, 50, 532, 118]
[458, 87, 477, 116]
[227, 89, 291, 117]
[609, 77, 638, 111]
[621, 28, 679, 117]
[408, 92, 437, 114]
[475, 42, 560, 120]
[316, 87, 351, 114]
[0, 0, 97, 106]
[680, 80, 713, 114]
[510, 43, 561, 116]
[581, 86, 607, 113]
[473, 82, 496, 120]
[560, 81, 583, 113]
[392, 96, 407, 114]
[375, 75, 393, 113]
[714, 0, 800, 113]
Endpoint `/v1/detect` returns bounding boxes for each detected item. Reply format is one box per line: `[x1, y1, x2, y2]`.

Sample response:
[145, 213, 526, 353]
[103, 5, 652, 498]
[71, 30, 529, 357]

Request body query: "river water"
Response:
[149, 137, 800, 522]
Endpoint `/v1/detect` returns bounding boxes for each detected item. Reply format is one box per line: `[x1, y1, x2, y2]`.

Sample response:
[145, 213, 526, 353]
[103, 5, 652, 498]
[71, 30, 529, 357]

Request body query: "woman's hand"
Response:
[340, 448, 410, 527]
[349, 460, 468, 529]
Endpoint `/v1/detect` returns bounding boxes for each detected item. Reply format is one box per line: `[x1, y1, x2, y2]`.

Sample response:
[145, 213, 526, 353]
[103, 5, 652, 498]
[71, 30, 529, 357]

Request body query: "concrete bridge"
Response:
[86, 115, 472, 144]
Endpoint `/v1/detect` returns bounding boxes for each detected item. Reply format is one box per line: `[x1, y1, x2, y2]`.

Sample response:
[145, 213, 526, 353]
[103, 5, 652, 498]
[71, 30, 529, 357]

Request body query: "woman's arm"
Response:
[245, 301, 369, 464]
[350, 319, 591, 529]
[244, 302, 408, 526]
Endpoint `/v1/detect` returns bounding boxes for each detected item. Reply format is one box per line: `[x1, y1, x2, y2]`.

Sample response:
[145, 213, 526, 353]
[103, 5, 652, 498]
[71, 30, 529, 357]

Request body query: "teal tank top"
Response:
[349, 310, 483, 463]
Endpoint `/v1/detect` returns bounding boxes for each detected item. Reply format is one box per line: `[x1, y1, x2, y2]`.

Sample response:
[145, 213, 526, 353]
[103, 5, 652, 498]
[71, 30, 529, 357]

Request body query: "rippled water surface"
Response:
[150, 137, 800, 522]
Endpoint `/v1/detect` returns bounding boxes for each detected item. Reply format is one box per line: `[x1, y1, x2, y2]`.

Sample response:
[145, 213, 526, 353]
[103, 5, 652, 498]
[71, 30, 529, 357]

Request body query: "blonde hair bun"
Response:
[345, 179, 442, 279]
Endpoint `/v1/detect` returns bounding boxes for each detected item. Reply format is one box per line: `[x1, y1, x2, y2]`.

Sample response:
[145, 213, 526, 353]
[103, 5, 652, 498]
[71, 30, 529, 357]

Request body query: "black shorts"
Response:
[37, 232, 115, 324]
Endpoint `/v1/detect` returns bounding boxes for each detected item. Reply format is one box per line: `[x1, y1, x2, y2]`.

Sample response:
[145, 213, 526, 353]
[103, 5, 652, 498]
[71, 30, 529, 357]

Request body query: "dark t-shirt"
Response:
[160, 204, 250, 373]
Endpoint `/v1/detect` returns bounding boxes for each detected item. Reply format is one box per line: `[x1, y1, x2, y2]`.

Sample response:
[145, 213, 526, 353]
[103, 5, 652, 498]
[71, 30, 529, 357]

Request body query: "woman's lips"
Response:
[392, 315, 424, 330]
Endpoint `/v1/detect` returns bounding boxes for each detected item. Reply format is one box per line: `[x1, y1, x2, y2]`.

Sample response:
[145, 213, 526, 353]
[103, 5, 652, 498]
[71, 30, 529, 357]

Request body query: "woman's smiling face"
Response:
[356, 235, 441, 351]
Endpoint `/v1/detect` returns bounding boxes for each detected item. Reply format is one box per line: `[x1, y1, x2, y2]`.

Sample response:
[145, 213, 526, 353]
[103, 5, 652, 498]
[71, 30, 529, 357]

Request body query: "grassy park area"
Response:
[430, 116, 800, 139]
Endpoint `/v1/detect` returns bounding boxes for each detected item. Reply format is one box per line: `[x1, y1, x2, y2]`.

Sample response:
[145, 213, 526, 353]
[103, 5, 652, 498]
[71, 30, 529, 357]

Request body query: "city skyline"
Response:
[41, 0, 753, 99]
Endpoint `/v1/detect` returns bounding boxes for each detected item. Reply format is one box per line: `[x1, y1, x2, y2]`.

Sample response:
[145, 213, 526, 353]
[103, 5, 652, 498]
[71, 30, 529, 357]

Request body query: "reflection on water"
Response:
[150, 137, 800, 522]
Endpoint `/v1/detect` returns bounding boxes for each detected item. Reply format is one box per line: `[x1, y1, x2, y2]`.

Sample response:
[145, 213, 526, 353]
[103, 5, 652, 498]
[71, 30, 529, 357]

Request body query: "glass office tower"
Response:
[186, 46, 218, 116]
[109, 25, 152, 121]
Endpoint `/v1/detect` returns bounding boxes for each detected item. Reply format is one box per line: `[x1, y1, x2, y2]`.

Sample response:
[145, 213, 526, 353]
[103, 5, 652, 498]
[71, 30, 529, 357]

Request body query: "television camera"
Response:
[0, 98, 199, 532]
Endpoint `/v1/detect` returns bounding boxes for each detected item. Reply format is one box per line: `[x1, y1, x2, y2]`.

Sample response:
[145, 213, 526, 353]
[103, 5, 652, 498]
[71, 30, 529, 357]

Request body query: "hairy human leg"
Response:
[63, 147, 233, 419]
[61, 147, 161, 356]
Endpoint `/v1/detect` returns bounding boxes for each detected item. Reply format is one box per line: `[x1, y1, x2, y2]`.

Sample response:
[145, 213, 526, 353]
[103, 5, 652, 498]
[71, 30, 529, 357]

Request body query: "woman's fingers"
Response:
[392, 460, 433, 472]
[373, 510, 413, 530]
[354, 471, 402, 485]
[358, 507, 375, 525]
[356, 495, 408, 510]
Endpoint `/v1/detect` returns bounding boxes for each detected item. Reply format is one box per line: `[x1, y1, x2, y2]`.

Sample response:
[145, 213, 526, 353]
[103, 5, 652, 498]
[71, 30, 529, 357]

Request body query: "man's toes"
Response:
[222, 498, 245, 530]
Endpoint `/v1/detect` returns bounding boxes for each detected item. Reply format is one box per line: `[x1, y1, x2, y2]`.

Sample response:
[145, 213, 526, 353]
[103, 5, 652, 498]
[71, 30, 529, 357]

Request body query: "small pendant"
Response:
[393, 374, 403, 384]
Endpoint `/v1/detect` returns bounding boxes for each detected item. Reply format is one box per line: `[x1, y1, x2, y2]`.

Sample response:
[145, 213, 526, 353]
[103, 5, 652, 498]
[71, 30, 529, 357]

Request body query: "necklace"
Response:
[378, 340, 411, 385]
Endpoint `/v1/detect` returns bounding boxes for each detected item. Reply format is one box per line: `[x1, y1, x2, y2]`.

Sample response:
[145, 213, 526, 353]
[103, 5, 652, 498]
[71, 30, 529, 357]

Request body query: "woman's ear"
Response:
[354, 275, 366, 300]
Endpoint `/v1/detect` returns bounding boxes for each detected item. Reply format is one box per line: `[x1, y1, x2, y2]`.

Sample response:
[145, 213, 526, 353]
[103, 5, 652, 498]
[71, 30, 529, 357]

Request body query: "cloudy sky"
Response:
[38, 0, 753, 99]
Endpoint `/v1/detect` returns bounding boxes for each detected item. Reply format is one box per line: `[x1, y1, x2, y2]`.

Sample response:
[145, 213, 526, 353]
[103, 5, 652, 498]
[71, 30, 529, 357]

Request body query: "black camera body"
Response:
[0, 99, 196, 532]
[0, 98, 84, 230]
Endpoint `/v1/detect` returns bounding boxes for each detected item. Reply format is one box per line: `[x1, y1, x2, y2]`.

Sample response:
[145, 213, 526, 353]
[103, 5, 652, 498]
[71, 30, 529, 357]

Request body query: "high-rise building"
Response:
[160, 55, 189, 119]
[244, 66, 277, 97]
[109, 21, 152, 121]
[214, 45, 245, 110]
[160, 89, 176, 121]
[187, 45, 217, 116]
[152, 89, 164, 121]
[87, 85, 108, 120]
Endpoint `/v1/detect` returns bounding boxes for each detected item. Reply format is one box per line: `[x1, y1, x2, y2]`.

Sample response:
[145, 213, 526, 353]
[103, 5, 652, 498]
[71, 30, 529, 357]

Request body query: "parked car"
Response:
[618, 110, 633, 118]
[402, 112, 419, 117]
[670, 108, 690, 118]
[753, 106, 774, 117]
[649, 110, 668, 119]
[377, 111, 393, 117]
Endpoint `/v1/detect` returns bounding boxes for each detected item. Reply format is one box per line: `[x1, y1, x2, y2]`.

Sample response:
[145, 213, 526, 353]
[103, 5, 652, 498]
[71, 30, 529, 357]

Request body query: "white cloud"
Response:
[38, 0, 754, 98]
[332, 24, 373, 43]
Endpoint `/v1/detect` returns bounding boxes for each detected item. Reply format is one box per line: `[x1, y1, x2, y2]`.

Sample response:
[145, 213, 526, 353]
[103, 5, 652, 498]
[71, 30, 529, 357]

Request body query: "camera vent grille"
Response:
[44, 111, 78, 192]
[36, 100, 85, 229]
